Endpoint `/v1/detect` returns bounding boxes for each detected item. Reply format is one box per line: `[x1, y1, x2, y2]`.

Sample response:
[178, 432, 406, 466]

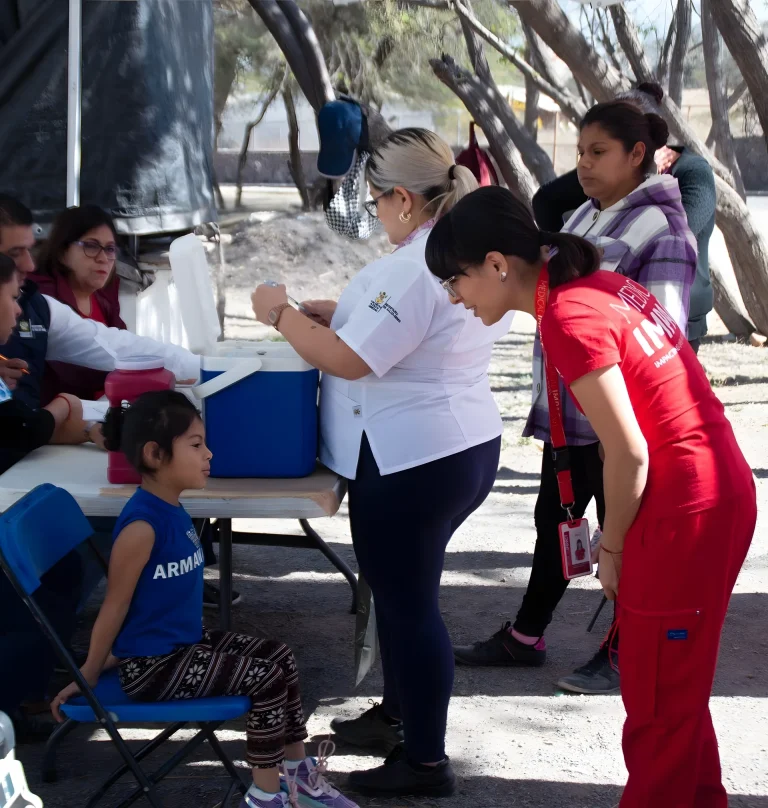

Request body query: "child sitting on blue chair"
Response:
[50, 390, 357, 808]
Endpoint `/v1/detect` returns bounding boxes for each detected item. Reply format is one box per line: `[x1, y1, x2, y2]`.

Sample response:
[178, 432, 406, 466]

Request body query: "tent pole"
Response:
[66, 0, 82, 208]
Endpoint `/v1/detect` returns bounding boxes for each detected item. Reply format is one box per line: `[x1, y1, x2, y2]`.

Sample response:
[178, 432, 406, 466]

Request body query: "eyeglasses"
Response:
[364, 190, 393, 219]
[75, 240, 117, 260]
[441, 276, 459, 299]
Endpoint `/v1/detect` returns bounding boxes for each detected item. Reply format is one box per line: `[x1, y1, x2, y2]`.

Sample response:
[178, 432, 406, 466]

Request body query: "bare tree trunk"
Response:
[716, 176, 768, 336]
[248, 0, 333, 114]
[450, 0, 585, 126]
[668, 0, 692, 107]
[709, 0, 768, 152]
[705, 79, 748, 149]
[453, 0, 555, 188]
[429, 55, 537, 201]
[656, 14, 676, 87]
[508, 0, 627, 102]
[283, 85, 311, 211]
[524, 44, 540, 141]
[701, 0, 747, 201]
[213, 49, 238, 212]
[236, 64, 287, 209]
[710, 259, 755, 339]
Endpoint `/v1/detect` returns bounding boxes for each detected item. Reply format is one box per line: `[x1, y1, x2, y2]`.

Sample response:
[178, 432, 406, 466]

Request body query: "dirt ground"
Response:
[16, 196, 768, 807]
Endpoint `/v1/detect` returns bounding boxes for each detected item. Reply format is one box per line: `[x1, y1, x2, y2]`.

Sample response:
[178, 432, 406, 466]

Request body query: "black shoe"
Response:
[330, 700, 403, 754]
[453, 622, 546, 667]
[202, 581, 242, 610]
[557, 645, 620, 694]
[348, 745, 456, 798]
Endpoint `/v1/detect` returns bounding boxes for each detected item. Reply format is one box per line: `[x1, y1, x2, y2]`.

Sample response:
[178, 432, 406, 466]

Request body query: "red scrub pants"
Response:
[617, 486, 756, 808]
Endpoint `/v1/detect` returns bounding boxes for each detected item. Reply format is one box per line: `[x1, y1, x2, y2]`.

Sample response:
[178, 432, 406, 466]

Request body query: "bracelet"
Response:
[53, 394, 72, 420]
[600, 544, 623, 555]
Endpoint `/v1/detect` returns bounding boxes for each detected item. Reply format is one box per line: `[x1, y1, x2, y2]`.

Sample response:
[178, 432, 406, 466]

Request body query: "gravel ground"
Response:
[14, 199, 768, 808]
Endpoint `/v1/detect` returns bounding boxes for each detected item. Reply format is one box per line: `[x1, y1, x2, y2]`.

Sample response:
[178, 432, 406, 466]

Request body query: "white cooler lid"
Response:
[168, 234, 222, 355]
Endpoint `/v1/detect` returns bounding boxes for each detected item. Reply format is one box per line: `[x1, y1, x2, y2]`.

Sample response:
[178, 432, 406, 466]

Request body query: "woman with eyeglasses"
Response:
[251, 128, 512, 798]
[31, 205, 126, 404]
[426, 185, 755, 807]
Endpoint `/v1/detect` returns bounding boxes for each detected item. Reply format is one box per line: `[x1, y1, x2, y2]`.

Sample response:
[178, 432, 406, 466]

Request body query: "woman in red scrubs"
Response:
[425, 185, 756, 808]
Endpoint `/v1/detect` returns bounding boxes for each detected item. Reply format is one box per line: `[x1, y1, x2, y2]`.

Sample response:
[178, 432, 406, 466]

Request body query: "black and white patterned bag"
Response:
[324, 151, 381, 240]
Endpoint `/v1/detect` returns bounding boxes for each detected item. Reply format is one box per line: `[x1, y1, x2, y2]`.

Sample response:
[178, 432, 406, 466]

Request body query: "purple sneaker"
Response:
[241, 788, 291, 808]
[282, 741, 359, 808]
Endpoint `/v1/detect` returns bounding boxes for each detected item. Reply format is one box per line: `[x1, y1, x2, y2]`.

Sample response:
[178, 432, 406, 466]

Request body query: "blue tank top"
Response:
[112, 488, 204, 658]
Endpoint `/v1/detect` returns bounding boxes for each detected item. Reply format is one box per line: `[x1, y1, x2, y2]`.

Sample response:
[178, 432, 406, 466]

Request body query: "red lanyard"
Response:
[534, 266, 576, 518]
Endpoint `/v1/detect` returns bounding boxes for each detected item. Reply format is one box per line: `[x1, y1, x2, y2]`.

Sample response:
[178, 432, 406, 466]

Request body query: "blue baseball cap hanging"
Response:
[317, 98, 365, 179]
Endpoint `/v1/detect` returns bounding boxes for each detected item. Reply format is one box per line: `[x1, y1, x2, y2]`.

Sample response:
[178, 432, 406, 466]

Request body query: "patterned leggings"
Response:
[118, 630, 308, 768]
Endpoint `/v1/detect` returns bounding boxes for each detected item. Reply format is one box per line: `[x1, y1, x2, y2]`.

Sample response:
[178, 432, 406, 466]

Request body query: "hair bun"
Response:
[645, 112, 669, 150]
[637, 82, 664, 105]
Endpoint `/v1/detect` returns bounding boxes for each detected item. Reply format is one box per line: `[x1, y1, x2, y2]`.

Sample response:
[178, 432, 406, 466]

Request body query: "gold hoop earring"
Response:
[500, 272, 508, 282]
[399, 211, 412, 224]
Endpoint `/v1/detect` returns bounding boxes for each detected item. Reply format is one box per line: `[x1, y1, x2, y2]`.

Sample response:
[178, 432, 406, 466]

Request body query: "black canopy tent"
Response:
[0, 0, 216, 235]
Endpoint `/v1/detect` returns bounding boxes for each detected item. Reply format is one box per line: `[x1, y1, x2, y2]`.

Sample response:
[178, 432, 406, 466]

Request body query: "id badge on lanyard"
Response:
[535, 265, 593, 581]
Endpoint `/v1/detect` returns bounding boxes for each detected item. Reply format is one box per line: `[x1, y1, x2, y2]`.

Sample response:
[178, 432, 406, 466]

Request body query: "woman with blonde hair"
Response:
[252, 128, 512, 798]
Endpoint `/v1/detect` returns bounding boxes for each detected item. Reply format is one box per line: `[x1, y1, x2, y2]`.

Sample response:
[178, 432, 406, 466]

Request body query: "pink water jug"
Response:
[105, 357, 175, 484]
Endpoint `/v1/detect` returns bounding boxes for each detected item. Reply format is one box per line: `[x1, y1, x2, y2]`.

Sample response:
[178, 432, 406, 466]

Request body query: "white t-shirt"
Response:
[319, 230, 513, 479]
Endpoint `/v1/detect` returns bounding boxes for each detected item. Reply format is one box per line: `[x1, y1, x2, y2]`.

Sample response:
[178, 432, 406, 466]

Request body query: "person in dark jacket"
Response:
[31, 205, 126, 404]
[0, 252, 88, 740]
[531, 82, 716, 353]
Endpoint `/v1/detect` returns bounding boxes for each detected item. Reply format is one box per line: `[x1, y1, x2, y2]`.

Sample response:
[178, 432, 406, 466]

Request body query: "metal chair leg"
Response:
[200, 723, 248, 796]
[41, 717, 78, 783]
[299, 519, 358, 614]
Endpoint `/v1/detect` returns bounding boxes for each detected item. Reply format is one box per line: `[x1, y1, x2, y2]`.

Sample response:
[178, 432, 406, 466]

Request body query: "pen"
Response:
[0, 353, 30, 374]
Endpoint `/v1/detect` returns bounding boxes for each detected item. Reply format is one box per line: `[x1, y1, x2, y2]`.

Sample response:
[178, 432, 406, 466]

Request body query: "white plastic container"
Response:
[168, 234, 222, 354]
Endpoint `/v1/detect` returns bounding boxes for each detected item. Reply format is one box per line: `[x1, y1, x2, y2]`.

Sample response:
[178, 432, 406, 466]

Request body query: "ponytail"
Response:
[102, 390, 201, 476]
[426, 186, 600, 287]
[538, 230, 600, 289]
[366, 128, 478, 220]
[102, 403, 126, 453]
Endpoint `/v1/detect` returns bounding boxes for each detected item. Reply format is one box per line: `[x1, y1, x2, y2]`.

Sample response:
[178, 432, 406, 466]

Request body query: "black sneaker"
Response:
[348, 744, 456, 798]
[453, 622, 546, 667]
[330, 701, 403, 754]
[202, 581, 242, 610]
[557, 645, 620, 694]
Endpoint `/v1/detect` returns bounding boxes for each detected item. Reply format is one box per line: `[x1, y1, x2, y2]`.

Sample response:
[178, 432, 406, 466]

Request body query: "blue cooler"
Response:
[195, 342, 319, 478]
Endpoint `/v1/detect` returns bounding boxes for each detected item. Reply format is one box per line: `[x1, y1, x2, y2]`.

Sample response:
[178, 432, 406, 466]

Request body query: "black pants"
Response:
[0, 551, 83, 714]
[514, 442, 605, 638]
[348, 434, 500, 762]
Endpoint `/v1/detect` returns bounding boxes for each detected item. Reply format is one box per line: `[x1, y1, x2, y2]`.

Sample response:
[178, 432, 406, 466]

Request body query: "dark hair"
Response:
[0, 194, 33, 229]
[37, 204, 118, 279]
[615, 81, 665, 115]
[103, 390, 201, 475]
[580, 100, 669, 174]
[0, 254, 17, 285]
[425, 186, 600, 290]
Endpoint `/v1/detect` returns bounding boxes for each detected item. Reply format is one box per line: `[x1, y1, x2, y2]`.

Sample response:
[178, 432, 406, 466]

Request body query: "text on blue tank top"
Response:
[112, 488, 204, 658]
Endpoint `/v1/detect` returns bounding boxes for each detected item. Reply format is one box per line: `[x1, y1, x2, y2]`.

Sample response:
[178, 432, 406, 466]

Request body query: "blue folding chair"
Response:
[0, 484, 250, 808]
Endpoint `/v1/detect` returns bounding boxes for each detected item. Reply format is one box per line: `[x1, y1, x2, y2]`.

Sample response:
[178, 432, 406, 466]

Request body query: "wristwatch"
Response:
[268, 302, 292, 330]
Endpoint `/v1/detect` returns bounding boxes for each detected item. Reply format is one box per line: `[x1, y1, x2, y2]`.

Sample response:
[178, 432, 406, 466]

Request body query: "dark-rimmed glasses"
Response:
[364, 190, 394, 218]
[75, 240, 117, 260]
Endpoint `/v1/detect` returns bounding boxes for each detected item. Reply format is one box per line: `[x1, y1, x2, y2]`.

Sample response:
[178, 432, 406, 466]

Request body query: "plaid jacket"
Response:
[524, 174, 697, 445]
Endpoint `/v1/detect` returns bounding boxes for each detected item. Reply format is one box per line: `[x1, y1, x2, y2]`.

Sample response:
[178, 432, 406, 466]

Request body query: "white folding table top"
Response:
[0, 446, 345, 520]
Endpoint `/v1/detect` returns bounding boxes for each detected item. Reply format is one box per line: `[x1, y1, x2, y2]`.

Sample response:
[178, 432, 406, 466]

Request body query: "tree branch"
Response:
[429, 54, 538, 200]
[596, 8, 625, 76]
[668, 0, 693, 107]
[701, 0, 746, 199]
[453, 0, 587, 125]
[656, 13, 676, 84]
[607, 3, 735, 186]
